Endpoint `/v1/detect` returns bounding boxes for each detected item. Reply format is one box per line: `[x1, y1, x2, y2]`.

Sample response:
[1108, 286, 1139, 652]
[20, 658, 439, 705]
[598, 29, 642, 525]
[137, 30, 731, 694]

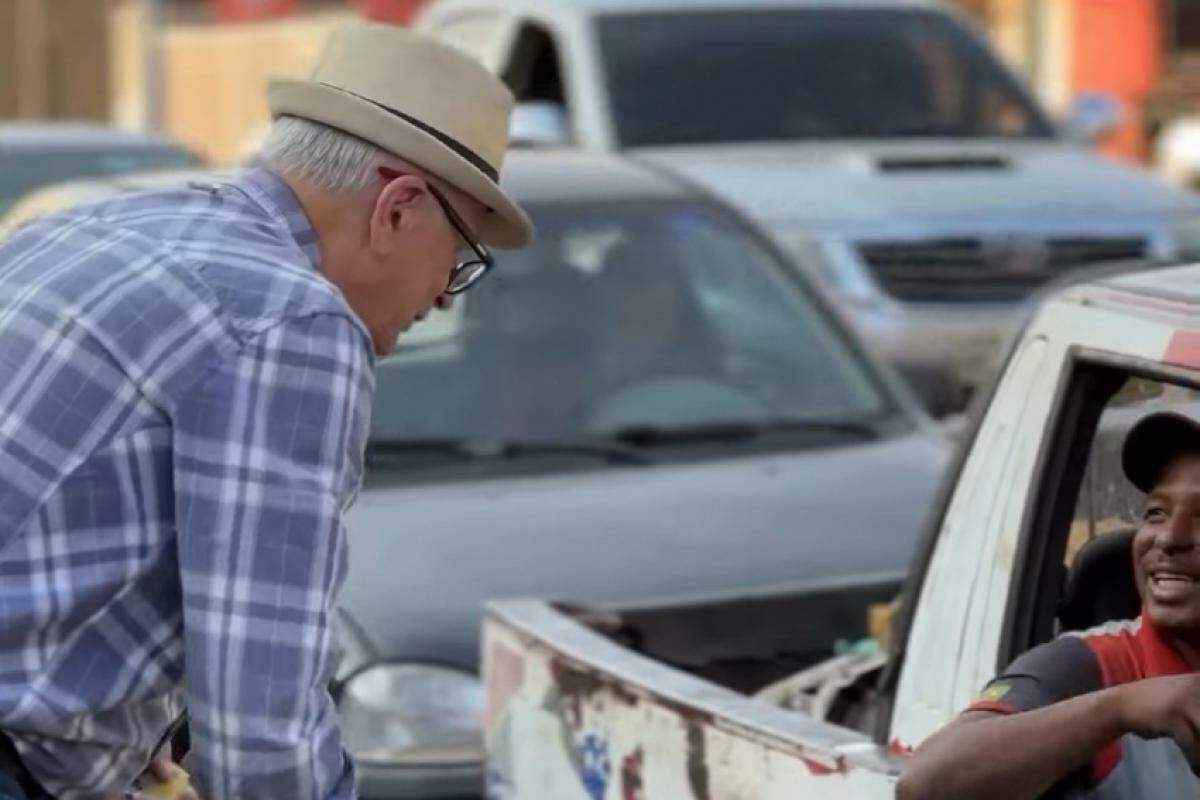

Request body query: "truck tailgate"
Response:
[482, 599, 904, 799]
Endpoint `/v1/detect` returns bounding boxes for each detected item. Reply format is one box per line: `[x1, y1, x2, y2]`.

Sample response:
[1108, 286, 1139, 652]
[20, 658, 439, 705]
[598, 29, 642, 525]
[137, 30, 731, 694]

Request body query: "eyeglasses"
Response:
[377, 166, 493, 295]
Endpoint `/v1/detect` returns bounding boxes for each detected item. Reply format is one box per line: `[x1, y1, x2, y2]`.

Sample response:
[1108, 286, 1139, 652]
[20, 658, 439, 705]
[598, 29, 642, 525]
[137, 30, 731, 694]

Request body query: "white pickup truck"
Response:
[418, 0, 1200, 414]
[480, 262, 1200, 798]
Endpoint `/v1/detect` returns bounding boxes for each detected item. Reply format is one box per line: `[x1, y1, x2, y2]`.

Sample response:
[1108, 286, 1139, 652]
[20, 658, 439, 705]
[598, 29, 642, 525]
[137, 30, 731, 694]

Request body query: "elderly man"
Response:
[0, 22, 530, 800]
[899, 411, 1200, 800]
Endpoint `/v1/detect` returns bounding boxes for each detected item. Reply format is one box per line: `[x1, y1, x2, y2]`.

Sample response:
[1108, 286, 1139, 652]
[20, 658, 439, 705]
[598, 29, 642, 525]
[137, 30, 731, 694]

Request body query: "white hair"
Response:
[258, 115, 399, 193]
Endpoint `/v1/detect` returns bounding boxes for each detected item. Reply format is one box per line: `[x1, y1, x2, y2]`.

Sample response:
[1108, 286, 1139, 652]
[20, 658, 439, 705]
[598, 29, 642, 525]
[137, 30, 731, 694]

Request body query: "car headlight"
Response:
[339, 663, 485, 768]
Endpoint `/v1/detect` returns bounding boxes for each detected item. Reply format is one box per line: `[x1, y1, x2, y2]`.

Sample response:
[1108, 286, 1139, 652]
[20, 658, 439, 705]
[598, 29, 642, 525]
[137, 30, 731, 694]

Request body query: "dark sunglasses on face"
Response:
[377, 166, 493, 295]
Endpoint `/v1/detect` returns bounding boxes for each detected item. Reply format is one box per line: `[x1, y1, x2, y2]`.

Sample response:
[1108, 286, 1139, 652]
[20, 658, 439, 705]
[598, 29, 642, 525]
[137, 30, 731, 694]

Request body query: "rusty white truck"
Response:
[480, 262, 1200, 799]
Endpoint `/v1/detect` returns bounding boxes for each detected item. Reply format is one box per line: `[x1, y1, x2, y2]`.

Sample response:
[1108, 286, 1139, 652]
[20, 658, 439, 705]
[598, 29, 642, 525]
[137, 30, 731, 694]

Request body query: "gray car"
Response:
[0, 123, 201, 218]
[333, 151, 951, 799]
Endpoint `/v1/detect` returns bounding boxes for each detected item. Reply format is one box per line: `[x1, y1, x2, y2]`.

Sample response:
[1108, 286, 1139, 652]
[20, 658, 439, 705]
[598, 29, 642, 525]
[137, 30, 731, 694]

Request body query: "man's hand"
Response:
[133, 746, 199, 800]
[1113, 673, 1200, 769]
[144, 746, 177, 784]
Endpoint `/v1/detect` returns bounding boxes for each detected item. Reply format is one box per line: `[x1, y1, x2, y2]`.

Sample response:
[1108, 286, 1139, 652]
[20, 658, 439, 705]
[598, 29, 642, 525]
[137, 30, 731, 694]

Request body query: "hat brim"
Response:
[268, 78, 533, 248]
[1122, 412, 1200, 493]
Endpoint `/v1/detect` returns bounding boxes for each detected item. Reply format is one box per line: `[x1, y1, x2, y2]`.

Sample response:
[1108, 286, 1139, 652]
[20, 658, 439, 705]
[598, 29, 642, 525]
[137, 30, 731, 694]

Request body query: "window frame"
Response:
[998, 348, 1200, 668]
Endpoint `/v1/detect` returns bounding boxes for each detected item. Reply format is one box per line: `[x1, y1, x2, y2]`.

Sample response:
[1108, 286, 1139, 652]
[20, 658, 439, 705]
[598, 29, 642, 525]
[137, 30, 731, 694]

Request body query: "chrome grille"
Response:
[858, 235, 1146, 302]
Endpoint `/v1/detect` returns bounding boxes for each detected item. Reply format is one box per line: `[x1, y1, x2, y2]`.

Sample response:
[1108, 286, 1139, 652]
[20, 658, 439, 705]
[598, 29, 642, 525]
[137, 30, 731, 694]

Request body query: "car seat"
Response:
[1057, 528, 1141, 632]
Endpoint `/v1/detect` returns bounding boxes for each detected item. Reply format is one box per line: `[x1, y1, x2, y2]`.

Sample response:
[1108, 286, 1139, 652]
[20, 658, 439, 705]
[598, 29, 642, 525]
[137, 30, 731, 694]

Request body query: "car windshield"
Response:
[0, 146, 199, 215]
[596, 9, 1055, 148]
[369, 200, 895, 456]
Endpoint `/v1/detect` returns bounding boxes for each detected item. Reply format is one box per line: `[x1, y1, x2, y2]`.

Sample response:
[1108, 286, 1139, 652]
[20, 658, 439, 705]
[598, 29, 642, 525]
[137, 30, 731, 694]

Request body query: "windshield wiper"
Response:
[607, 419, 880, 447]
[366, 437, 652, 466]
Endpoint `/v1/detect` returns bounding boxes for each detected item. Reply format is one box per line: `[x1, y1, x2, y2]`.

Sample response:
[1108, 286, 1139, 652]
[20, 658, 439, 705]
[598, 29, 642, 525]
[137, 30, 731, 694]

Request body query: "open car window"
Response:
[1002, 359, 1200, 661]
[1067, 379, 1200, 567]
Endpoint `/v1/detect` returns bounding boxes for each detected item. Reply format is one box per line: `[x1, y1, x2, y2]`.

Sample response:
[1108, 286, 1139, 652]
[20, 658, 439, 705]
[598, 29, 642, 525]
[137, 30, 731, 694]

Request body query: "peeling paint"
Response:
[551, 657, 640, 710]
[1166, 329, 1200, 369]
[800, 754, 848, 776]
[487, 603, 904, 798]
[658, 696, 716, 728]
[484, 642, 526, 733]
[577, 731, 612, 800]
[620, 748, 644, 800]
[686, 722, 711, 800]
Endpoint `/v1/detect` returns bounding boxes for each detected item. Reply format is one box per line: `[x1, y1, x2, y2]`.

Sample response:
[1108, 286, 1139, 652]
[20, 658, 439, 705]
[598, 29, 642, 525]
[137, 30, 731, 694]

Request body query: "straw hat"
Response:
[268, 21, 532, 247]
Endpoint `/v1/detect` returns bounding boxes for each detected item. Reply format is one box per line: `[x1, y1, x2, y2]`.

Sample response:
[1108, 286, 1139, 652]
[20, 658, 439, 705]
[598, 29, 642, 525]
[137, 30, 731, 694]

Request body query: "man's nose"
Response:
[1158, 513, 1198, 552]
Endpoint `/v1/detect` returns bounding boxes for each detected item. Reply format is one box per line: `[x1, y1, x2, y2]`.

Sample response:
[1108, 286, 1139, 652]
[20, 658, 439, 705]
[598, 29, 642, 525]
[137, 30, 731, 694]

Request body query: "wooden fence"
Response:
[159, 10, 352, 164]
[0, 0, 113, 121]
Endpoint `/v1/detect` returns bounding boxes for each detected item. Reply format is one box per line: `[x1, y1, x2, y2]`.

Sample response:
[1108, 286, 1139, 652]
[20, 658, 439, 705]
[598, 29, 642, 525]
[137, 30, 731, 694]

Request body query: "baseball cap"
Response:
[1122, 411, 1200, 493]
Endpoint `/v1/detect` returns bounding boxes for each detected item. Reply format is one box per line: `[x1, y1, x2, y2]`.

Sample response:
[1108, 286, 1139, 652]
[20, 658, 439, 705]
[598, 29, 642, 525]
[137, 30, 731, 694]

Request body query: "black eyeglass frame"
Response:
[377, 166, 494, 295]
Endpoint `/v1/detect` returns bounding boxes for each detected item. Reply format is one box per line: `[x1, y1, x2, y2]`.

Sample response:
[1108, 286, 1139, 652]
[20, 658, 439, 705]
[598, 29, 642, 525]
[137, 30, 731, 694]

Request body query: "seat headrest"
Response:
[1057, 528, 1140, 632]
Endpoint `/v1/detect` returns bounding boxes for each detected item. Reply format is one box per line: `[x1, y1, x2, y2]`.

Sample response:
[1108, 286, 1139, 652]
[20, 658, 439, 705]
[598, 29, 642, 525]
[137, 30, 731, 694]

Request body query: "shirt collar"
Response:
[1137, 612, 1193, 676]
[232, 168, 322, 271]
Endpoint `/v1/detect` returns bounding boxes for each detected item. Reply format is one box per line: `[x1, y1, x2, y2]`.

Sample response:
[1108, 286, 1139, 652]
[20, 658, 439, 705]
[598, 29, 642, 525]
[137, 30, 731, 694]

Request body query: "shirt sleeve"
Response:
[968, 635, 1103, 715]
[171, 312, 373, 800]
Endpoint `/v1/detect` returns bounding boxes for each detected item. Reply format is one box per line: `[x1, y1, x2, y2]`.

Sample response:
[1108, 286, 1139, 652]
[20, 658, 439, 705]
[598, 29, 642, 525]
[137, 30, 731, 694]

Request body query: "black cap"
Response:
[1122, 412, 1200, 493]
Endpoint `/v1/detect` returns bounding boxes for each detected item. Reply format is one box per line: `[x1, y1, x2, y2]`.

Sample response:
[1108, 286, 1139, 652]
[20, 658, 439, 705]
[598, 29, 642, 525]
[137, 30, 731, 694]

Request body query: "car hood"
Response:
[340, 431, 950, 666]
[634, 139, 1200, 230]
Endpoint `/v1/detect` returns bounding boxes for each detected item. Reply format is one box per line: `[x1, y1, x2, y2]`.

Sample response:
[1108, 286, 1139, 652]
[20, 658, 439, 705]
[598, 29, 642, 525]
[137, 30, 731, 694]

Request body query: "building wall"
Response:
[158, 10, 353, 164]
[0, 0, 113, 121]
[950, 0, 1165, 162]
[1071, 0, 1162, 160]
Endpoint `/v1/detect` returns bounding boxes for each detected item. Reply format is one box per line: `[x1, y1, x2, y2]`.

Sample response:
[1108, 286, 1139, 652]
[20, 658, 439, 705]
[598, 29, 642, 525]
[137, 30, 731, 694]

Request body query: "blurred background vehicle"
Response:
[0, 167, 216, 238]
[0, 123, 201, 219]
[419, 0, 1200, 415]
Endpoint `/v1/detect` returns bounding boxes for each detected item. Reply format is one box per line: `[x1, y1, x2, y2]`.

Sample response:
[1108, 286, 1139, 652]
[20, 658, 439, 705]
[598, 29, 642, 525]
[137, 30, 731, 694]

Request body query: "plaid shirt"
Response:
[0, 169, 374, 799]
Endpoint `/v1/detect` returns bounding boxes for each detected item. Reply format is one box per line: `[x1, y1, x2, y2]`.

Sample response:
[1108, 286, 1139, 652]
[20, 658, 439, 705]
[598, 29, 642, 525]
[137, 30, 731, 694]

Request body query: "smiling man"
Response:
[899, 411, 1200, 800]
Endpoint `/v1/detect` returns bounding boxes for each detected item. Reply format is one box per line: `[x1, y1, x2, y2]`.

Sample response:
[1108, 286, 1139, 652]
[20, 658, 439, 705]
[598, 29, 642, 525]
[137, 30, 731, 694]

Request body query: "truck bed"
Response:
[482, 585, 906, 799]
[562, 571, 902, 696]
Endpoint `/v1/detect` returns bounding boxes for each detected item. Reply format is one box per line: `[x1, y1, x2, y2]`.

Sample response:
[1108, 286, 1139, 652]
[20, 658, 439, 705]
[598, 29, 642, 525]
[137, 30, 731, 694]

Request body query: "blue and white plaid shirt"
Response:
[0, 169, 374, 799]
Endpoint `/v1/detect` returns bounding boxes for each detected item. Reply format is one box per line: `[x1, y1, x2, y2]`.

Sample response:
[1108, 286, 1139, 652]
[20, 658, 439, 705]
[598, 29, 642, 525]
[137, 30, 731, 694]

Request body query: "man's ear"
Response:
[369, 174, 428, 253]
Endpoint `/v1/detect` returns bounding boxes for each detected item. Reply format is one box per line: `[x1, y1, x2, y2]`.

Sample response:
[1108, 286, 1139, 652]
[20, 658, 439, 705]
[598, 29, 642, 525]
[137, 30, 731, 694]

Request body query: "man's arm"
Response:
[171, 312, 372, 800]
[897, 694, 1123, 800]
[898, 672, 1200, 800]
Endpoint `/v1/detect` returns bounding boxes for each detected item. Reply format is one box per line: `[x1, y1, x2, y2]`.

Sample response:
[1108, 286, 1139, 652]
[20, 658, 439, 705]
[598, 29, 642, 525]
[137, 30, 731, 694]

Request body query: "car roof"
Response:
[0, 123, 187, 152]
[0, 154, 699, 230]
[501, 150, 694, 205]
[1053, 263, 1200, 330]
[1090, 265, 1200, 309]
[426, 0, 935, 18]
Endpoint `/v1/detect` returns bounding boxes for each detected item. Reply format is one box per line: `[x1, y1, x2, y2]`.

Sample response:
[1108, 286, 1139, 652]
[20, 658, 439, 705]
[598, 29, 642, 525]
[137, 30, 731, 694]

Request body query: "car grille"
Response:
[858, 235, 1147, 303]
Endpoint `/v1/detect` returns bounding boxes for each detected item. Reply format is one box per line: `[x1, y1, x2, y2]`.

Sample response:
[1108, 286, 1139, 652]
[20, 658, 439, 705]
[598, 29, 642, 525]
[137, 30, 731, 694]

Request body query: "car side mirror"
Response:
[1065, 91, 1123, 144]
[509, 101, 570, 148]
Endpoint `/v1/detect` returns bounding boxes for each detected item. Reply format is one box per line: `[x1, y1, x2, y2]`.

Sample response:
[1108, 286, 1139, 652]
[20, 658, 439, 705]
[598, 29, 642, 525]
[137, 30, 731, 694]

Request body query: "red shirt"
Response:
[970, 615, 1191, 785]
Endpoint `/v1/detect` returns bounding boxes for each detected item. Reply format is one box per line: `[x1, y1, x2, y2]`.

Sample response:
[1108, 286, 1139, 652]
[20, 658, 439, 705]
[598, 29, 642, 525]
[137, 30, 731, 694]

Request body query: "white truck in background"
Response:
[480, 262, 1200, 798]
[419, 0, 1200, 414]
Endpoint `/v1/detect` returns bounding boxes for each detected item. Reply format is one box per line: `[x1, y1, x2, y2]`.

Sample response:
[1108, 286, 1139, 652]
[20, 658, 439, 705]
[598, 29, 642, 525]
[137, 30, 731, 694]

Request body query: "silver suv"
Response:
[420, 0, 1200, 411]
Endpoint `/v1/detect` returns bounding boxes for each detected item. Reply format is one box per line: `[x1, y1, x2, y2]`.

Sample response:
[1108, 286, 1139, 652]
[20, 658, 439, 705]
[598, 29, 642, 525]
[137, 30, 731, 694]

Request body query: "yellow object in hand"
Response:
[140, 767, 193, 800]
